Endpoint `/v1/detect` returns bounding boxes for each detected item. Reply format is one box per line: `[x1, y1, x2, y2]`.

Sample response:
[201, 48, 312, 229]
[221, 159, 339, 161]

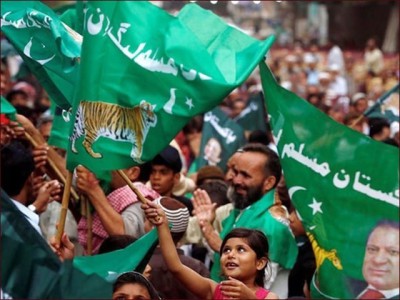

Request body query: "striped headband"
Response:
[154, 197, 190, 233]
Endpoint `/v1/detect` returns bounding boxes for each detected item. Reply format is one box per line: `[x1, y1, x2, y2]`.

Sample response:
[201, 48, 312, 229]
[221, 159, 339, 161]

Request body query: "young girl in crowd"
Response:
[112, 271, 160, 300]
[142, 200, 279, 299]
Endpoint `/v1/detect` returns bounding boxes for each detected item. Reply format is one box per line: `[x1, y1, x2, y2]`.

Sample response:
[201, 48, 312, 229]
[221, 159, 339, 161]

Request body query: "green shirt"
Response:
[210, 189, 298, 281]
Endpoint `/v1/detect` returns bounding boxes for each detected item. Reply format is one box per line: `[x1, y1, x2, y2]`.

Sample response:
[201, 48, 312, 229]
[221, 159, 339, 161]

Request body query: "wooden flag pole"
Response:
[85, 196, 93, 255]
[24, 131, 80, 202]
[117, 170, 148, 204]
[349, 114, 364, 129]
[56, 171, 73, 244]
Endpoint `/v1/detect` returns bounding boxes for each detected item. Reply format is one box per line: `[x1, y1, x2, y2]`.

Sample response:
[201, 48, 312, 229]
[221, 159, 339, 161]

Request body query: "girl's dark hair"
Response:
[113, 271, 161, 300]
[220, 228, 269, 287]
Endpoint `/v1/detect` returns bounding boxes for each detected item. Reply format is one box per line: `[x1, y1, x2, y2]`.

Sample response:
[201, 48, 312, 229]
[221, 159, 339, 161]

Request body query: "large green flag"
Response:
[233, 91, 268, 132]
[197, 107, 246, 172]
[1, 189, 158, 299]
[1, 1, 81, 110]
[260, 61, 399, 299]
[66, 1, 274, 175]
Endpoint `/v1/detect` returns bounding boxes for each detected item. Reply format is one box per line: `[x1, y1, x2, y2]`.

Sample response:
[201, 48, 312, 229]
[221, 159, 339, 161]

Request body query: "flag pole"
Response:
[24, 131, 80, 202]
[351, 83, 400, 128]
[117, 170, 148, 204]
[56, 171, 73, 245]
[363, 83, 399, 116]
[85, 197, 93, 255]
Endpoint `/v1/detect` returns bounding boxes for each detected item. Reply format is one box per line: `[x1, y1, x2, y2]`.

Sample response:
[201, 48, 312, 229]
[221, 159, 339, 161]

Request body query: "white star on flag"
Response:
[185, 97, 194, 110]
[308, 198, 323, 215]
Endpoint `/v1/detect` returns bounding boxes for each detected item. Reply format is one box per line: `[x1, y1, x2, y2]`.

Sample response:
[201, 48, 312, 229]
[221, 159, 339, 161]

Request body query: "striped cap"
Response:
[154, 197, 190, 233]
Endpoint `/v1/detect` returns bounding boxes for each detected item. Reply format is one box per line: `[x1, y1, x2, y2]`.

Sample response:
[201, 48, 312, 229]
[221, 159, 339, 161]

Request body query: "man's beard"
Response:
[229, 184, 264, 210]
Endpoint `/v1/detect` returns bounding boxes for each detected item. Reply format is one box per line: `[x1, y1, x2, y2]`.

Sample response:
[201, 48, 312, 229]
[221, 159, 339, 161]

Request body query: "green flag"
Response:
[260, 61, 399, 299]
[364, 83, 399, 123]
[48, 101, 73, 150]
[1, 96, 16, 123]
[233, 91, 268, 132]
[1, 1, 81, 110]
[66, 1, 275, 175]
[1, 189, 158, 299]
[59, 1, 85, 35]
[197, 107, 246, 172]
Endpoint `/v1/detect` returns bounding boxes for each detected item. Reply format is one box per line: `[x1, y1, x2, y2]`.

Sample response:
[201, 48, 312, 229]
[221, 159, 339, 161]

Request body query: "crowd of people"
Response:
[1, 30, 399, 300]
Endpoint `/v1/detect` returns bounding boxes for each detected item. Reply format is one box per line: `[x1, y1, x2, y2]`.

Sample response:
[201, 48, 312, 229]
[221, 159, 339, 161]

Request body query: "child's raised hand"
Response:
[141, 200, 166, 226]
[220, 276, 257, 300]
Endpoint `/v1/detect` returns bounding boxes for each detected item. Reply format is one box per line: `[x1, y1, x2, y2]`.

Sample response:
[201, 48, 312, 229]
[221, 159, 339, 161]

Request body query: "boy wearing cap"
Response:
[146, 196, 210, 299]
[149, 145, 193, 214]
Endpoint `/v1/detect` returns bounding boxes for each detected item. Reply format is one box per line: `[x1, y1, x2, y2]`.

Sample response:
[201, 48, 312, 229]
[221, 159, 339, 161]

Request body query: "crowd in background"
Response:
[1, 29, 399, 300]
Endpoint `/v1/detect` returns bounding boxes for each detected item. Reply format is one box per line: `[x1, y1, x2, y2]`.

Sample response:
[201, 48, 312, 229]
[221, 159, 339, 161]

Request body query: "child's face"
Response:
[112, 283, 151, 300]
[220, 237, 266, 282]
[149, 165, 177, 196]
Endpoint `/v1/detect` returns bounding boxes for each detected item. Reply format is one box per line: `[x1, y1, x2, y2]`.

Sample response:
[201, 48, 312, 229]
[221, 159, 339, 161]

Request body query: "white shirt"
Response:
[11, 199, 43, 236]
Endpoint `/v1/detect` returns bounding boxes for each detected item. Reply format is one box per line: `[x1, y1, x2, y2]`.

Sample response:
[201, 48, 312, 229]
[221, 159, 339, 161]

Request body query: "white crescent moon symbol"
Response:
[288, 186, 306, 199]
[23, 38, 55, 65]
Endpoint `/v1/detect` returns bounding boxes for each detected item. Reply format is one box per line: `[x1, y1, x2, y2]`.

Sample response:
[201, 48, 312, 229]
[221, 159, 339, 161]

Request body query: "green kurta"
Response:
[210, 189, 298, 281]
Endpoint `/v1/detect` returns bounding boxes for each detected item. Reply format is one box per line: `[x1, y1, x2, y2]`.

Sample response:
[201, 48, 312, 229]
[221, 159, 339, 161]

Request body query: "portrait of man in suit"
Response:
[357, 220, 399, 299]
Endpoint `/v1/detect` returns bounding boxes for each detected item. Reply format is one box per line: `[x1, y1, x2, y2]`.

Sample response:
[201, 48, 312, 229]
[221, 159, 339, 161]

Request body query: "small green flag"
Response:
[197, 107, 246, 172]
[48, 101, 72, 150]
[233, 91, 268, 132]
[364, 83, 399, 124]
[1, 1, 81, 110]
[1, 189, 158, 299]
[260, 61, 399, 299]
[66, 1, 275, 175]
[1, 96, 17, 122]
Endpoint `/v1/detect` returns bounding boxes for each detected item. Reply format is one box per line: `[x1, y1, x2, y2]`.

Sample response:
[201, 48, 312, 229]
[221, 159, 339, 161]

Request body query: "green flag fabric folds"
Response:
[1, 1, 81, 110]
[197, 107, 246, 172]
[1, 189, 158, 299]
[66, 1, 275, 175]
[260, 61, 399, 299]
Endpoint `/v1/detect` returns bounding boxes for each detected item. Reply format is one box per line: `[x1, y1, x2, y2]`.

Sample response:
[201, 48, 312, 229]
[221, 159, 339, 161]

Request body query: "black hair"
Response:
[241, 143, 282, 188]
[98, 235, 137, 254]
[220, 228, 269, 287]
[368, 219, 399, 240]
[113, 271, 160, 300]
[198, 180, 229, 208]
[248, 130, 271, 145]
[0, 140, 34, 196]
[368, 118, 390, 138]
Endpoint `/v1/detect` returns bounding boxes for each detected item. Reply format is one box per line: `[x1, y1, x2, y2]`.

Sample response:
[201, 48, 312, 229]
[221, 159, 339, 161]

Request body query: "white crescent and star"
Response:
[288, 186, 323, 216]
[23, 37, 55, 65]
[288, 186, 306, 199]
[308, 198, 323, 215]
[185, 97, 194, 110]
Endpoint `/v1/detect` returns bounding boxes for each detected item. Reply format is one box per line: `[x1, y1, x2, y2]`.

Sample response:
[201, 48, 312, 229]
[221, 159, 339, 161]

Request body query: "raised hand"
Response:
[49, 232, 75, 261]
[32, 180, 62, 214]
[141, 200, 165, 226]
[192, 188, 217, 224]
[32, 144, 49, 174]
[220, 276, 258, 300]
[75, 165, 101, 196]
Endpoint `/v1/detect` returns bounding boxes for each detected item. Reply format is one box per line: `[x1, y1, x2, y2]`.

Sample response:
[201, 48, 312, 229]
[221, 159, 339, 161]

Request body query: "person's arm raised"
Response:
[75, 165, 125, 235]
[142, 200, 217, 299]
